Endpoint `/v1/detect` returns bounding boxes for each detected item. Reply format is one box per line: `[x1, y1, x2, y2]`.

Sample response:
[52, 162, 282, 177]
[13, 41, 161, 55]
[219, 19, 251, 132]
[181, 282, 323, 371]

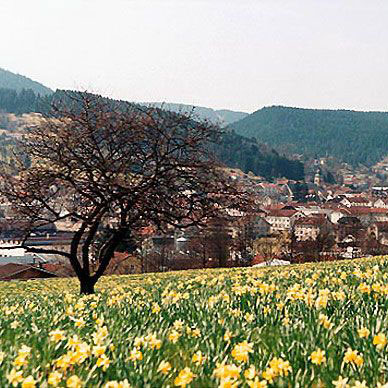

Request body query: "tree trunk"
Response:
[80, 277, 96, 294]
[202, 249, 207, 268]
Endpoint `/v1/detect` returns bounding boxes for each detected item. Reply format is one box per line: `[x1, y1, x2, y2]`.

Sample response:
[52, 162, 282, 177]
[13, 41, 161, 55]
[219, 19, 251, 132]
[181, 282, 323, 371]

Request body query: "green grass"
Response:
[0, 257, 388, 387]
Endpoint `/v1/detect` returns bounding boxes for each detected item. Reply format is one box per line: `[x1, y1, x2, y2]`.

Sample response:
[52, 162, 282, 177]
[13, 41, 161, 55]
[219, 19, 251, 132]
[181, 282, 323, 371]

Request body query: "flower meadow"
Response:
[1, 258, 388, 387]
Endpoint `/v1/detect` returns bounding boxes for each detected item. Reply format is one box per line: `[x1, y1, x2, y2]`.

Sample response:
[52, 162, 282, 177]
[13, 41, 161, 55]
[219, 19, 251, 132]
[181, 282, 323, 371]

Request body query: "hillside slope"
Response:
[144, 102, 248, 126]
[0, 68, 52, 96]
[0, 256, 385, 386]
[0, 89, 303, 180]
[218, 131, 304, 180]
[230, 106, 388, 166]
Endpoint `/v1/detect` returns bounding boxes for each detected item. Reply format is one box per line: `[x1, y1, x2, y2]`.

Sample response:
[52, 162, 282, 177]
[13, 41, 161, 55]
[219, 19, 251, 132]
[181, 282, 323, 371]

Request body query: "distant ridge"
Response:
[143, 102, 248, 126]
[0, 68, 52, 96]
[230, 105, 388, 167]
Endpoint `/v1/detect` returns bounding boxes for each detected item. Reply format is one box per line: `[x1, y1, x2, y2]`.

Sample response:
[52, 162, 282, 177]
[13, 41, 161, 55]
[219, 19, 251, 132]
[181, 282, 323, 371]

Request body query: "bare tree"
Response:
[232, 214, 257, 266]
[0, 93, 251, 293]
[185, 217, 233, 268]
[185, 228, 209, 268]
[253, 233, 288, 263]
[206, 217, 233, 268]
[314, 223, 336, 261]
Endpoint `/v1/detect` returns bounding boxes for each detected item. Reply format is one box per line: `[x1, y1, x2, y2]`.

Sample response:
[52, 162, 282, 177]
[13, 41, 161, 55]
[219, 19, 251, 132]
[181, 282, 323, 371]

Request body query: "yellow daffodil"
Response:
[357, 327, 370, 338]
[174, 367, 196, 387]
[66, 375, 82, 388]
[7, 368, 24, 387]
[310, 348, 326, 365]
[244, 365, 256, 380]
[192, 350, 206, 366]
[21, 376, 36, 388]
[158, 360, 172, 375]
[213, 363, 241, 380]
[97, 354, 111, 371]
[343, 348, 363, 366]
[332, 376, 349, 388]
[50, 329, 66, 343]
[373, 333, 387, 350]
[231, 341, 253, 363]
[128, 348, 142, 362]
[48, 371, 62, 386]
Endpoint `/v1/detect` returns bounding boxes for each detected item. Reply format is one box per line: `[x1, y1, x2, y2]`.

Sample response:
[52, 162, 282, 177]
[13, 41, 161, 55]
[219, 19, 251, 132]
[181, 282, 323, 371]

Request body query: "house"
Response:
[348, 207, 388, 224]
[368, 222, 388, 246]
[328, 209, 350, 224]
[373, 198, 388, 209]
[336, 216, 365, 243]
[24, 232, 81, 254]
[265, 209, 300, 232]
[293, 216, 330, 241]
[0, 234, 74, 256]
[292, 203, 315, 214]
[0, 239, 66, 266]
[294, 218, 320, 241]
[0, 263, 59, 281]
[341, 197, 372, 208]
[320, 206, 351, 224]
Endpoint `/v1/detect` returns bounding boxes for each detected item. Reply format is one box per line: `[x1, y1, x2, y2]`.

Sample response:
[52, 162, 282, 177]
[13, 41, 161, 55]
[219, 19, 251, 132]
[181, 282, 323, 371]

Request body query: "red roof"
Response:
[263, 204, 284, 210]
[41, 263, 62, 272]
[0, 263, 24, 277]
[251, 255, 266, 265]
[346, 197, 370, 203]
[349, 207, 388, 215]
[295, 217, 325, 226]
[138, 226, 155, 236]
[321, 203, 350, 211]
[334, 187, 352, 194]
[267, 209, 297, 217]
[113, 252, 130, 261]
[0, 263, 58, 280]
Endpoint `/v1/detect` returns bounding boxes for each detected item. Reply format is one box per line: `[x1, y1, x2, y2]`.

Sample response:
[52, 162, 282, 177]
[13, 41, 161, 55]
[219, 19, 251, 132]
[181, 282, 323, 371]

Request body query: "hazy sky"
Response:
[1, 0, 388, 112]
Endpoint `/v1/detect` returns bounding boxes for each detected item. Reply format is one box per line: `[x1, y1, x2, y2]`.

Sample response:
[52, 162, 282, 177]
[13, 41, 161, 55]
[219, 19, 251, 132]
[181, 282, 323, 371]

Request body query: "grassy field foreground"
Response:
[1, 258, 388, 387]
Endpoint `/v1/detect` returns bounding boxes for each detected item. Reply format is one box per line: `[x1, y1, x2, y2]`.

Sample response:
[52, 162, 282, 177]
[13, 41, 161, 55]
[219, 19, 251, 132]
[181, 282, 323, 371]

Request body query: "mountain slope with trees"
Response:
[0, 88, 304, 180]
[0, 68, 53, 96]
[230, 106, 388, 166]
[0, 68, 247, 125]
[218, 131, 304, 180]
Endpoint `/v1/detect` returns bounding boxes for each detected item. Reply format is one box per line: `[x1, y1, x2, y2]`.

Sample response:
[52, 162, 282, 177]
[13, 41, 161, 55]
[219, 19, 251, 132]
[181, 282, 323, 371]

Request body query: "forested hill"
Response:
[0, 68, 52, 96]
[0, 68, 247, 125]
[218, 131, 304, 180]
[0, 88, 304, 181]
[230, 106, 388, 167]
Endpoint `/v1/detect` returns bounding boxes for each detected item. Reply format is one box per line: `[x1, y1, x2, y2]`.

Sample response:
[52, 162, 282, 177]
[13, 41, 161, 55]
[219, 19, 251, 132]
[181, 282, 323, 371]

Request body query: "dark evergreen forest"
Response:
[230, 105, 388, 167]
